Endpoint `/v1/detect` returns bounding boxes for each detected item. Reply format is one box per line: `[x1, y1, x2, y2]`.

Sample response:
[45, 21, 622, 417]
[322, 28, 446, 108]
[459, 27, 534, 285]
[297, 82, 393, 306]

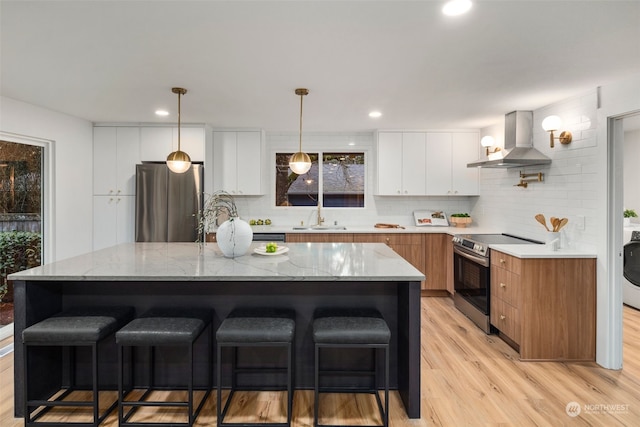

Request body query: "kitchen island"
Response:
[11, 242, 424, 418]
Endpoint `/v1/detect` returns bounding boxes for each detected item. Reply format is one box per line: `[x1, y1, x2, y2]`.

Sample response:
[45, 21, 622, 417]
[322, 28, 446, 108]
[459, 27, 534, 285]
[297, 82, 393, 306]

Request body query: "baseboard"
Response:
[421, 290, 452, 297]
[0, 323, 14, 341]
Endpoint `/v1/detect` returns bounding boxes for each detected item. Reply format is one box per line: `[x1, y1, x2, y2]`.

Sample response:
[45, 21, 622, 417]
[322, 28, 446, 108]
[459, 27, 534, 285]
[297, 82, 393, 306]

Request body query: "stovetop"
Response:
[452, 233, 540, 257]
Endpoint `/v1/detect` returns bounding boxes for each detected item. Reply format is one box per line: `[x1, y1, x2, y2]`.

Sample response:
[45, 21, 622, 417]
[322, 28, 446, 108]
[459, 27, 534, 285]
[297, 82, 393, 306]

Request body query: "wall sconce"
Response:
[541, 115, 572, 148]
[480, 136, 501, 156]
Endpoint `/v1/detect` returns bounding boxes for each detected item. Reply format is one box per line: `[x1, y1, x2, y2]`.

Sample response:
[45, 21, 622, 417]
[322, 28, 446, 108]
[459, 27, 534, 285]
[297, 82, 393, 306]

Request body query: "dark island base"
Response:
[14, 279, 421, 418]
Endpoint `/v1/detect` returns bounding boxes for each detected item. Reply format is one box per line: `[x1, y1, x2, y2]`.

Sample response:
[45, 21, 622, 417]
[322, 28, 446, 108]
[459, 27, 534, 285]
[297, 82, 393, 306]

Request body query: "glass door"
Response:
[0, 139, 43, 339]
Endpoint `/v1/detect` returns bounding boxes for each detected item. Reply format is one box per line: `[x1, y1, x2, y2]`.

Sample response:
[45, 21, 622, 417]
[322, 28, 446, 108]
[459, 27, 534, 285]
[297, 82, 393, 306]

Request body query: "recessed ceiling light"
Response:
[155, 109, 170, 116]
[369, 111, 382, 118]
[442, 0, 472, 16]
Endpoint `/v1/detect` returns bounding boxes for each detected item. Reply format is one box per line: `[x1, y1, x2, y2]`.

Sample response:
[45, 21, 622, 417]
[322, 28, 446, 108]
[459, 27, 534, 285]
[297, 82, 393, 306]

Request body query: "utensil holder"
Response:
[545, 231, 561, 250]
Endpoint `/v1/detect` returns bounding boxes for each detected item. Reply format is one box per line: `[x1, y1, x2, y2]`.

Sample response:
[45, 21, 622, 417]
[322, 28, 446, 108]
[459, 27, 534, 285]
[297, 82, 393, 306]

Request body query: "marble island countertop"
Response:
[9, 242, 426, 282]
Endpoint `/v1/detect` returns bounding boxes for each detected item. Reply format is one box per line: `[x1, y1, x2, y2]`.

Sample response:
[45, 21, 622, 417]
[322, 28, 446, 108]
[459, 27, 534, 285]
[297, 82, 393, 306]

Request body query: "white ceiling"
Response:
[1, 0, 639, 132]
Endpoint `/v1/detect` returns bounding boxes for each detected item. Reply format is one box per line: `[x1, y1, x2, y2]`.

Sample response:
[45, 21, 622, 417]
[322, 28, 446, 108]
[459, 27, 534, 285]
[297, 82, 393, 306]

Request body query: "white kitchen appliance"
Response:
[623, 227, 640, 309]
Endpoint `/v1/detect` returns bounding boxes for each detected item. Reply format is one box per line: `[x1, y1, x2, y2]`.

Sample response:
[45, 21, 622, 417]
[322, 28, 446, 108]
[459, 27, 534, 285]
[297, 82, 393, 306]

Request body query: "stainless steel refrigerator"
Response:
[135, 163, 203, 242]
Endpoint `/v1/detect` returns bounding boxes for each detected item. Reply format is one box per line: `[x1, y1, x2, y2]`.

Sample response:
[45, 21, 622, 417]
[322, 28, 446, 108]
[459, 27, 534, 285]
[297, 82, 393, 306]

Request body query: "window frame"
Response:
[273, 149, 367, 209]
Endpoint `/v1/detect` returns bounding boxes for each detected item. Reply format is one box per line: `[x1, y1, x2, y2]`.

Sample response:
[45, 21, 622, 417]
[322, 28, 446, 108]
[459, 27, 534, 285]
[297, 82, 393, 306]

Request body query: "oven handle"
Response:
[453, 245, 491, 268]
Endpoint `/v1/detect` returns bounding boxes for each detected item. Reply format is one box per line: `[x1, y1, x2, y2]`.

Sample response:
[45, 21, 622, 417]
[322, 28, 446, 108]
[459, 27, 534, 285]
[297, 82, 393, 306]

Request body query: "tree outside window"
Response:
[275, 152, 364, 208]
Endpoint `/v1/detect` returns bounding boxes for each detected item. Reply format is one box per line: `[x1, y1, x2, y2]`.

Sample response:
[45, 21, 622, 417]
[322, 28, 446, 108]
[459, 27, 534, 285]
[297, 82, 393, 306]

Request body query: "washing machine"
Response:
[623, 226, 640, 309]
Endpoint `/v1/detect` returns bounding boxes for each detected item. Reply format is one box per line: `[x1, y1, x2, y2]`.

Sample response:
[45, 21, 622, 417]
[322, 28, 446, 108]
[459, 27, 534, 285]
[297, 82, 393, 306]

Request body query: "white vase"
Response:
[216, 218, 253, 258]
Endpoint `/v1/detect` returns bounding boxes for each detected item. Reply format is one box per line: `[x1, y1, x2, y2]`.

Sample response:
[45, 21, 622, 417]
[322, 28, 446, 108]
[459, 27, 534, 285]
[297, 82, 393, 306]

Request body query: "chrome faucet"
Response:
[316, 204, 325, 226]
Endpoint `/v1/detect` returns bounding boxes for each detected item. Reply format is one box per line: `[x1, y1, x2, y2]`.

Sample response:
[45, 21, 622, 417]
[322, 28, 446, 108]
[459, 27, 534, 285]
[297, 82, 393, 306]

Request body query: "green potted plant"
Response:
[624, 209, 638, 226]
[450, 213, 472, 228]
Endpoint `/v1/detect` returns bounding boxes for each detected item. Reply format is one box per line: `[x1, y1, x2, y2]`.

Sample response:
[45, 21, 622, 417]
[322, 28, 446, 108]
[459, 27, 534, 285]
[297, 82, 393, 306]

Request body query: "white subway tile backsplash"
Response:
[474, 89, 599, 248]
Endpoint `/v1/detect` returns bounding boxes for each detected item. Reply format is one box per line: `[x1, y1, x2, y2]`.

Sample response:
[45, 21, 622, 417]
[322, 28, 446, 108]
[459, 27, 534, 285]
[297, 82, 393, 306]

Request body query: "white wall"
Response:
[0, 96, 94, 261]
[229, 131, 476, 228]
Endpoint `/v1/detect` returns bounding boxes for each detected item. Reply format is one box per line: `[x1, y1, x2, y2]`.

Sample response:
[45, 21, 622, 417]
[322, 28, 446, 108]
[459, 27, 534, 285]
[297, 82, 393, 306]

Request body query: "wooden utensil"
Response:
[556, 218, 568, 231]
[550, 217, 559, 232]
[535, 214, 550, 231]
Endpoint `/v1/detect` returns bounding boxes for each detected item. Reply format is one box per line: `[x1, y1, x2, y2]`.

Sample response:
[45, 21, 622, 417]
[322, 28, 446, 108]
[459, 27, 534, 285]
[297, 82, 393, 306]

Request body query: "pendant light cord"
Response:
[298, 92, 303, 152]
[177, 91, 182, 152]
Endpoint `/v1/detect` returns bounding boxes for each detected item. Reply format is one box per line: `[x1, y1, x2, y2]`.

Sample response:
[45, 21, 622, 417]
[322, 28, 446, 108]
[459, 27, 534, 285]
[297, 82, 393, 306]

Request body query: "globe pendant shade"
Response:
[289, 151, 312, 174]
[166, 150, 192, 173]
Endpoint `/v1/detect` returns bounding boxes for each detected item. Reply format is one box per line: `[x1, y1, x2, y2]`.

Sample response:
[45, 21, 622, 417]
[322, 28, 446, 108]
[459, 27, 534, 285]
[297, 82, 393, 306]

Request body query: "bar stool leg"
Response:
[384, 346, 389, 427]
[314, 345, 319, 427]
[217, 344, 222, 424]
[92, 343, 99, 426]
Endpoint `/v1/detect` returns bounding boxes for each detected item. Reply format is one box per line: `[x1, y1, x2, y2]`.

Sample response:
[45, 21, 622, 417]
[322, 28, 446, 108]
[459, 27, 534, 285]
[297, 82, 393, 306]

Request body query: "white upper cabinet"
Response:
[140, 127, 172, 162]
[140, 126, 205, 162]
[425, 133, 453, 195]
[426, 131, 479, 196]
[378, 130, 479, 196]
[172, 127, 205, 161]
[451, 132, 479, 195]
[93, 126, 140, 196]
[377, 132, 426, 195]
[212, 130, 264, 195]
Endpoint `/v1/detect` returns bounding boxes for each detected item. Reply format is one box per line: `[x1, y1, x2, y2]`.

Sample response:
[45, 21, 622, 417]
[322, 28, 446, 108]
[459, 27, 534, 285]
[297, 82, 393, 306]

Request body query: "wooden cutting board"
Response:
[374, 223, 405, 229]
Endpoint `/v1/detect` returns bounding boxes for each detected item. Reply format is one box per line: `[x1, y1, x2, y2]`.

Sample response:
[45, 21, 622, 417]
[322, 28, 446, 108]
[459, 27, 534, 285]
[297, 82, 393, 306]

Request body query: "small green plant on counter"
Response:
[624, 209, 638, 218]
[451, 213, 471, 218]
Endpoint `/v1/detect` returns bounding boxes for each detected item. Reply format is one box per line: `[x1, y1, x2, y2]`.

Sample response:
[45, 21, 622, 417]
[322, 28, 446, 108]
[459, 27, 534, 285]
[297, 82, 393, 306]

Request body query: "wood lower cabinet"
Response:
[285, 233, 354, 243]
[286, 232, 452, 293]
[490, 250, 596, 361]
[352, 234, 425, 287]
[423, 234, 449, 292]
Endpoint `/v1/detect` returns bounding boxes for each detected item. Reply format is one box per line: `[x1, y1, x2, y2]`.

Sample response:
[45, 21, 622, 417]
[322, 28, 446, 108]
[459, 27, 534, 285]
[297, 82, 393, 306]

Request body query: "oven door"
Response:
[453, 246, 490, 315]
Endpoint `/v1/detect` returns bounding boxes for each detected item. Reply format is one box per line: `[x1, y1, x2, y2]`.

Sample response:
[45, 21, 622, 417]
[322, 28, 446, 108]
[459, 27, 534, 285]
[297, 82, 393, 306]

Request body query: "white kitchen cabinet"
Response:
[213, 130, 263, 195]
[172, 126, 205, 161]
[140, 126, 205, 162]
[93, 195, 135, 250]
[425, 131, 479, 196]
[377, 132, 426, 195]
[93, 126, 140, 196]
[140, 127, 172, 162]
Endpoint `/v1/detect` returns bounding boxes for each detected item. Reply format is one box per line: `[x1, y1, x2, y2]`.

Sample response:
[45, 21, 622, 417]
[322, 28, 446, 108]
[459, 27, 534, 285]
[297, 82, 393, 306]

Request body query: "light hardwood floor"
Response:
[1, 297, 640, 426]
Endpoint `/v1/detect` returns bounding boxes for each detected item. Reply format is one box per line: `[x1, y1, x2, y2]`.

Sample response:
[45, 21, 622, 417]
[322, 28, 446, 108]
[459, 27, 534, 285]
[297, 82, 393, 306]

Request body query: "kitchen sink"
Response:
[292, 226, 347, 231]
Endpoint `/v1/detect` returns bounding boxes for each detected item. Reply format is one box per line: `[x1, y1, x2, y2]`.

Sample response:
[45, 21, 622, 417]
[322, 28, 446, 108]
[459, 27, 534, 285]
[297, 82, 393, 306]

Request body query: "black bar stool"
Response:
[115, 307, 213, 427]
[216, 307, 296, 427]
[312, 308, 390, 427]
[22, 305, 134, 427]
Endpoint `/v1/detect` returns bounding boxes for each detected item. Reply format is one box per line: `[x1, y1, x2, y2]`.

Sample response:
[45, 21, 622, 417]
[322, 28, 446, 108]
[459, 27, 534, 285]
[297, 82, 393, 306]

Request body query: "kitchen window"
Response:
[275, 152, 365, 208]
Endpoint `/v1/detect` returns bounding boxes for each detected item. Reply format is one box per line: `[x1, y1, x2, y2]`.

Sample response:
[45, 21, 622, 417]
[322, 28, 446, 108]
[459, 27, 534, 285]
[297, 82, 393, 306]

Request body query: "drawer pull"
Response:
[500, 259, 506, 264]
[500, 314, 506, 320]
[386, 238, 390, 244]
[500, 282, 506, 288]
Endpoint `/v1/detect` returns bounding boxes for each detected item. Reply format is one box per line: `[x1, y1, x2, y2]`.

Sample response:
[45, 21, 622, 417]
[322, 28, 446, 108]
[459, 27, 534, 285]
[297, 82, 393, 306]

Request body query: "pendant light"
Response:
[289, 88, 312, 175]
[166, 87, 192, 173]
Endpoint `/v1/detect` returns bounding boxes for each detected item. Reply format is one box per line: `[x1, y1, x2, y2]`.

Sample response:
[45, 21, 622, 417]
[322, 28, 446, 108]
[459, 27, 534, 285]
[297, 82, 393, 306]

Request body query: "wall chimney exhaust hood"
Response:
[467, 111, 551, 168]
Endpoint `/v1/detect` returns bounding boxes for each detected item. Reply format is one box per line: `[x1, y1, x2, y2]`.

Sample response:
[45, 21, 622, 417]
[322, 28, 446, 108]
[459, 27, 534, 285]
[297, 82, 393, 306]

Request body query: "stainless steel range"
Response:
[451, 233, 541, 333]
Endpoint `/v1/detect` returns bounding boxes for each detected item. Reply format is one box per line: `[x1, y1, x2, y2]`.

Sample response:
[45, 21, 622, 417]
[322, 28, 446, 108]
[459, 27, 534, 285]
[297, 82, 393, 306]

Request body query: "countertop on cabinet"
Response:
[490, 243, 597, 259]
[9, 242, 425, 282]
[245, 225, 499, 235]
